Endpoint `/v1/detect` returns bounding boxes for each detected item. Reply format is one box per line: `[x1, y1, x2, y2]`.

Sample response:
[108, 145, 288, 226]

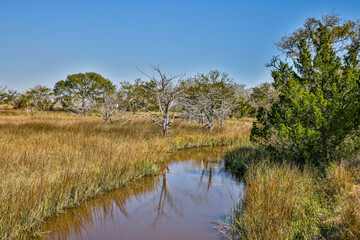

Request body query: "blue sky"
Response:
[0, 0, 359, 90]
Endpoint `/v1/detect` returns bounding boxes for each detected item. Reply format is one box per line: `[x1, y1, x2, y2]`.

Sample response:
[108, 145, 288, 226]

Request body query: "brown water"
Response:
[39, 147, 243, 240]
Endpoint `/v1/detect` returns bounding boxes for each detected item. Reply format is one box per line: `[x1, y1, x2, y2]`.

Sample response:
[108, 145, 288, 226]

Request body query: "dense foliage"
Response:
[53, 72, 115, 115]
[251, 14, 360, 166]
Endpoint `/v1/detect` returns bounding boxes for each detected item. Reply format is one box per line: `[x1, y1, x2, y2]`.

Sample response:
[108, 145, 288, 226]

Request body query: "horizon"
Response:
[1, 0, 359, 91]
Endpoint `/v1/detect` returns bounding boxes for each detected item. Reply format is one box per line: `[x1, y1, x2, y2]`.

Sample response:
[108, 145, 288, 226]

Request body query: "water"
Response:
[39, 147, 243, 240]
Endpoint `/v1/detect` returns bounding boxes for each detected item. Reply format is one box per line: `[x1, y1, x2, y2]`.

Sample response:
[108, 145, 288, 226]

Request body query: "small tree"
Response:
[251, 14, 360, 166]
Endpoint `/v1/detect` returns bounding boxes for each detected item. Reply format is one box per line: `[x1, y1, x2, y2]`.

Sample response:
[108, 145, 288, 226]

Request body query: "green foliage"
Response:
[224, 146, 269, 179]
[25, 85, 53, 110]
[250, 82, 278, 110]
[54, 72, 115, 113]
[251, 14, 360, 166]
[119, 78, 157, 112]
[231, 100, 255, 118]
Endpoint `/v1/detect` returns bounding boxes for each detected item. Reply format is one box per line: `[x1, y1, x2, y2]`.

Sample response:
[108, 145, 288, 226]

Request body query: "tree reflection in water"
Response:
[39, 147, 243, 240]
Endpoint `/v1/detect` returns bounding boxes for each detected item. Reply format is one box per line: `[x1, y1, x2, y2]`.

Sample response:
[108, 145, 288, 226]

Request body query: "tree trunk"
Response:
[163, 114, 169, 136]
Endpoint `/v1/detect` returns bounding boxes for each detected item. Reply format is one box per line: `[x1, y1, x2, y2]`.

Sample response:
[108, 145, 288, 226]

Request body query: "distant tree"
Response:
[251, 14, 360, 166]
[26, 85, 53, 109]
[23, 85, 53, 116]
[0, 86, 7, 104]
[250, 82, 278, 110]
[53, 80, 73, 109]
[92, 93, 119, 122]
[119, 78, 157, 112]
[54, 72, 115, 115]
[6, 90, 23, 108]
[231, 84, 255, 118]
[138, 64, 185, 136]
[183, 71, 236, 130]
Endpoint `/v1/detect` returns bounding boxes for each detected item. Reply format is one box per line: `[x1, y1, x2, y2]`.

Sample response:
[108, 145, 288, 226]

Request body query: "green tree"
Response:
[119, 78, 157, 112]
[54, 72, 115, 115]
[0, 86, 7, 104]
[251, 14, 360, 166]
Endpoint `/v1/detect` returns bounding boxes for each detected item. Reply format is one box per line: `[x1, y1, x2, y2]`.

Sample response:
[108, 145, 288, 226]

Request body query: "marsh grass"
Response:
[0, 110, 251, 239]
[220, 147, 360, 240]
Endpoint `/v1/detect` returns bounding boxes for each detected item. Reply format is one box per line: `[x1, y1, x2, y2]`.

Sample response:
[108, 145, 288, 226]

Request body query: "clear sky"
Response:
[0, 0, 359, 90]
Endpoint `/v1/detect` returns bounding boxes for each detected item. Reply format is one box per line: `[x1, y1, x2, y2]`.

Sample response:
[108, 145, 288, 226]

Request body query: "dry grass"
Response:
[0, 110, 252, 239]
[220, 148, 360, 240]
[219, 160, 320, 239]
[323, 160, 360, 240]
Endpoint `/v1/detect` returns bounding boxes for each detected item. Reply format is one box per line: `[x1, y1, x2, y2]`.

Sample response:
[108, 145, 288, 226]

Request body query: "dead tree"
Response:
[138, 64, 185, 136]
[182, 71, 236, 131]
[93, 94, 119, 122]
[25, 85, 53, 117]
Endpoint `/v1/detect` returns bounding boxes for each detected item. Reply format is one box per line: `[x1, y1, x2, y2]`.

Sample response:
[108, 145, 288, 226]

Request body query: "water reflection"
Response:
[40, 147, 243, 240]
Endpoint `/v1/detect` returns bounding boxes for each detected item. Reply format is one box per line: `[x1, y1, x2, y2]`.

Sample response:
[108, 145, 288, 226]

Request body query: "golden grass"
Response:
[323, 160, 360, 240]
[0, 110, 251, 239]
[219, 160, 321, 239]
[220, 148, 360, 240]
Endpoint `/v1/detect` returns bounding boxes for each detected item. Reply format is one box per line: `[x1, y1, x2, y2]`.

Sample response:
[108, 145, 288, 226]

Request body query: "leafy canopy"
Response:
[54, 72, 115, 110]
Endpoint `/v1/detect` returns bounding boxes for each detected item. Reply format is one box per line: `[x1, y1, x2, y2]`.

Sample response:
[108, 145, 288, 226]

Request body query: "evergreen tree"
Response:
[251, 14, 360, 166]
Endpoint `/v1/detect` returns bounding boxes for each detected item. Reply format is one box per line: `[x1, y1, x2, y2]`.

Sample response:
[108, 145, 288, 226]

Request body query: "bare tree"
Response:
[138, 64, 185, 136]
[93, 93, 119, 122]
[249, 82, 278, 110]
[182, 71, 236, 131]
[25, 85, 53, 117]
[93, 93, 143, 124]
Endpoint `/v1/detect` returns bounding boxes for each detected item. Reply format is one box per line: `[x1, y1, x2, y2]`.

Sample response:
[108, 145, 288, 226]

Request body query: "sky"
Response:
[0, 0, 359, 90]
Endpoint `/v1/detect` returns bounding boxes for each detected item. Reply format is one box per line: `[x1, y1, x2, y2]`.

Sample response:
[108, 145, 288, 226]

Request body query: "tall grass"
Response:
[220, 147, 360, 240]
[0, 110, 251, 239]
[219, 158, 321, 239]
[321, 160, 360, 239]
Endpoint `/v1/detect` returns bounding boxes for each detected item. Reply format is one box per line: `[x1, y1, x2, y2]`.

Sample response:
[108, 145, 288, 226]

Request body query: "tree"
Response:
[6, 90, 23, 108]
[92, 91, 141, 123]
[54, 72, 115, 115]
[249, 82, 278, 110]
[23, 85, 53, 117]
[0, 86, 7, 104]
[138, 64, 185, 136]
[251, 14, 360, 166]
[92, 93, 119, 122]
[119, 78, 157, 113]
[183, 71, 236, 131]
[231, 83, 255, 118]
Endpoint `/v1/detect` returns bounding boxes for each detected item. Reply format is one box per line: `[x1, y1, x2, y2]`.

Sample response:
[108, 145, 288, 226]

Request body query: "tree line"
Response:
[0, 66, 277, 135]
[1, 14, 358, 166]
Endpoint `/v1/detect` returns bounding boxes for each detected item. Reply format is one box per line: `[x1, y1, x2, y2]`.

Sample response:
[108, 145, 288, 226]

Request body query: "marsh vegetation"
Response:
[0, 110, 251, 239]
